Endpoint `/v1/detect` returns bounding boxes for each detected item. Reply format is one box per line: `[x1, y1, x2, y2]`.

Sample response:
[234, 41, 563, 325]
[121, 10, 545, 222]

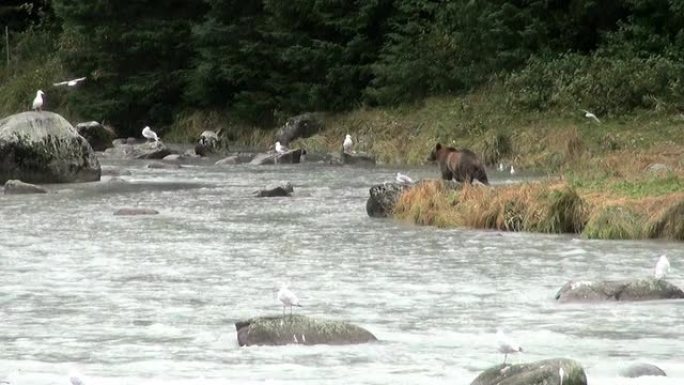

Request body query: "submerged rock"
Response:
[146, 161, 182, 170]
[555, 278, 684, 303]
[113, 208, 159, 216]
[3, 179, 47, 194]
[255, 183, 294, 197]
[619, 363, 667, 378]
[249, 149, 303, 165]
[0, 111, 101, 184]
[471, 358, 587, 385]
[76, 121, 115, 151]
[235, 314, 377, 346]
[276, 112, 324, 146]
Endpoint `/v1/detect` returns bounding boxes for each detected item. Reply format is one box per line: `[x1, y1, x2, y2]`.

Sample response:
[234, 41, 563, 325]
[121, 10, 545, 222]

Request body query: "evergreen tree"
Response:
[53, 0, 206, 135]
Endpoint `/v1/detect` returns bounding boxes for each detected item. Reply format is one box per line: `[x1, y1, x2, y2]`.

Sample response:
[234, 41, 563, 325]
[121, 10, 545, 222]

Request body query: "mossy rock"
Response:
[235, 314, 377, 346]
[555, 278, 684, 303]
[0, 111, 101, 184]
[471, 358, 586, 385]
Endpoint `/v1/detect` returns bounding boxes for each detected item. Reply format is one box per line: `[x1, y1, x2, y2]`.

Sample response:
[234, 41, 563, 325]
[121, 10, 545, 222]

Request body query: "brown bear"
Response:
[428, 143, 489, 185]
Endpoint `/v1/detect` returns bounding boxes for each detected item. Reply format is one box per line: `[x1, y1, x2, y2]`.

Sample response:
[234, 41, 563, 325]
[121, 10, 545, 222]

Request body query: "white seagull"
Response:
[277, 284, 301, 316]
[581, 109, 601, 123]
[510, 165, 516, 175]
[396, 172, 414, 184]
[497, 329, 523, 365]
[142, 126, 159, 142]
[32, 90, 45, 111]
[498, 163, 504, 172]
[69, 369, 84, 385]
[275, 141, 288, 154]
[53, 76, 87, 87]
[654, 255, 670, 279]
[559, 367, 565, 385]
[342, 134, 353, 153]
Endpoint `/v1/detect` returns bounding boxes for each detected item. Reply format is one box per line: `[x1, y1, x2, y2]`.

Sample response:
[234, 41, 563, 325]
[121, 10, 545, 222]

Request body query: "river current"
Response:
[1, 159, 682, 385]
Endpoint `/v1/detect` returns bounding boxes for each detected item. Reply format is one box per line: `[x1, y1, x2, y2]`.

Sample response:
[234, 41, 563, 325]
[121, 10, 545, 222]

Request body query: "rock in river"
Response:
[555, 278, 684, 303]
[3, 179, 47, 194]
[366, 182, 412, 218]
[235, 314, 377, 346]
[255, 182, 294, 197]
[105, 140, 172, 159]
[470, 358, 587, 385]
[275, 112, 323, 146]
[76, 121, 115, 151]
[619, 362, 667, 378]
[0, 111, 101, 184]
[249, 149, 303, 165]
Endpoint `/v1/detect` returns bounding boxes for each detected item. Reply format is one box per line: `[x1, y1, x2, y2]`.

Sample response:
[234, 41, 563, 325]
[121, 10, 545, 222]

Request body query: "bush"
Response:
[504, 53, 684, 115]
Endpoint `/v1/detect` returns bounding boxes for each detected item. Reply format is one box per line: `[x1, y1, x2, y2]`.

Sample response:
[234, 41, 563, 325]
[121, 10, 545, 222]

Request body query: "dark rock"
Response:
[235, 314, 377, 346]
[620, 363, 667, 378]
[275, 112, 324, 146]
[367, 182, 410, 218]
[194, 129, 224, 157]
[249, 149, 303, 165]
[113, 208, 159, 216]
[342, 151, 376, 166]
[555, 278, 684, 303]
[471, 358, 587, 385]
[76, 121, 116, 151]
[255, 183, 294, 197]
[104, 140, 172, 159]
[0, 111, 101, 184]
[3, 179, 47, 194]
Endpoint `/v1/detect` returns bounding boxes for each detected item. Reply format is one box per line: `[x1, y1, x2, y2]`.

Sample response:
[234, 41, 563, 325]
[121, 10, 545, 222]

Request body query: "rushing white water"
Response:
[0, 159, 682, 385]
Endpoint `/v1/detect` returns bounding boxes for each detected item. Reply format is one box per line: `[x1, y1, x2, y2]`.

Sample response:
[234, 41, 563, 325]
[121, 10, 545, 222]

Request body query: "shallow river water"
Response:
[0, 159, 682, 385]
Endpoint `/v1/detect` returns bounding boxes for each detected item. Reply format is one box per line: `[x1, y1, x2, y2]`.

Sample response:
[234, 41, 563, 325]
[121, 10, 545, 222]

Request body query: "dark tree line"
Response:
[6, 0, 684, 134]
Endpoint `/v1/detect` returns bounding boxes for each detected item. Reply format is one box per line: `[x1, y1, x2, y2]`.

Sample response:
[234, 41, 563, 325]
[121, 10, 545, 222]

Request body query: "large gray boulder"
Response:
[235, 315, 377, 346]
[76, 121, 115, 151]
[104, 140, 172, 159]
[3, 179, 47, 194]
[0, 111, 101, 184]
[249, 149, 303, 165]
[555, 278, 684, 303]
[619, 363, 667, 378]
[471, 358, 587, 385]
[275, 113, 324, 146]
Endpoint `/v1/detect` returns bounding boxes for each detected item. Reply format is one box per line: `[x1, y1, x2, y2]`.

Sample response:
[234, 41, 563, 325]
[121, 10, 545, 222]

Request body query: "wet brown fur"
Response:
[428, 143, 489, 185]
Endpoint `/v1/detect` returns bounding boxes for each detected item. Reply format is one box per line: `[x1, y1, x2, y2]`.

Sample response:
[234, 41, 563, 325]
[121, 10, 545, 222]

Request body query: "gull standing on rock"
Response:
[275, 141, 288, 154]
[510, 165, 516, 175]
[497, 328, 523, 365]
[343, 134, 353, 153]
[32, 90, 45, 111]
[277, 284, 301, 316]
[53, 77, 87, 87]
[142, 126, 159, 142]
[396, 172, 414, 184]
[654, 255, 670, 279]
[581, 109, 601, 123]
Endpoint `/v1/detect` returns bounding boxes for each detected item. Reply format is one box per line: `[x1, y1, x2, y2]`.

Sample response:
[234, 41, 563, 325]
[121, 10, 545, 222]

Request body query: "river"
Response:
[1, 159, 682, 385]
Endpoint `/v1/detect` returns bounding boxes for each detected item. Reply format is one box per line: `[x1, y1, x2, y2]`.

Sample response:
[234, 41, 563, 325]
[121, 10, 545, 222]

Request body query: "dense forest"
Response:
[1, 0, 683, 136]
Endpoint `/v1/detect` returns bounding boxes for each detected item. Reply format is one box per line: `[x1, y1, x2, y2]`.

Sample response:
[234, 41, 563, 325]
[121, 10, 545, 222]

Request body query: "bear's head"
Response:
[428, 143, 457, 162]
